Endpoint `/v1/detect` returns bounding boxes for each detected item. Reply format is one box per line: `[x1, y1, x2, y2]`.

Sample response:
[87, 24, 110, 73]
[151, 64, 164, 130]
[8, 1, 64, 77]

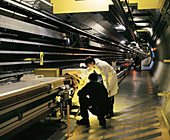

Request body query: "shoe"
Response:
[106, 112, 114, 119]
[76, 118, 90, 127]
[98, 116, 106, 127]
[99, 120, 106, 127]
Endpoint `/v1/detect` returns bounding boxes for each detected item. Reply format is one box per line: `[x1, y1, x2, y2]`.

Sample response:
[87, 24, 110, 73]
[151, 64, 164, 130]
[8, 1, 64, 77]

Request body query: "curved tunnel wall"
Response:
[151, 25, 170, 91]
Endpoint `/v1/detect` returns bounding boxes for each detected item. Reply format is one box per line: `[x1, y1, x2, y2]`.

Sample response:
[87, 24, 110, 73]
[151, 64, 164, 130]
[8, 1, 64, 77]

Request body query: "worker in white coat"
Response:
[79, 56, 119, 119]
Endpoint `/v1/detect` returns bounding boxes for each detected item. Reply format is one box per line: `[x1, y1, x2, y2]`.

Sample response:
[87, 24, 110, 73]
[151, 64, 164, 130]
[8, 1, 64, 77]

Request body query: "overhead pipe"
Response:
[112, 0, 136, 41]
[112, 0, 147, 55]
[124, 0, 136, 30]
[0, 0, 146, 57]
[1, 0, 118, 47]
[0, 38, 126, 54]
[0, 0, 137, 53]
[150, 14, 167, 43]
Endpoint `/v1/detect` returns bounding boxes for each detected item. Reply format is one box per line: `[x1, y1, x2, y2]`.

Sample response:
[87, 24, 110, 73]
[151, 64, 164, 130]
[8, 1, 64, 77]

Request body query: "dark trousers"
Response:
[108, 96, 114, 113]
[79, 95, 108, 118]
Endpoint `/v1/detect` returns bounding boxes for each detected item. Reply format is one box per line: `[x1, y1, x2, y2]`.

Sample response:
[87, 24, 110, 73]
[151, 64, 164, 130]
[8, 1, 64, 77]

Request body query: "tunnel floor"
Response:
[12, 70, 170, 140]
[48, 70, 170, 140]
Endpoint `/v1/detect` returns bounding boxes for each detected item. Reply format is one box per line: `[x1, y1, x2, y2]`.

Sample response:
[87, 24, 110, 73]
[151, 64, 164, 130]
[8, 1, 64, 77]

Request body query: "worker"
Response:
[76, 73, 110, 127]
[79, 56, 118, 119]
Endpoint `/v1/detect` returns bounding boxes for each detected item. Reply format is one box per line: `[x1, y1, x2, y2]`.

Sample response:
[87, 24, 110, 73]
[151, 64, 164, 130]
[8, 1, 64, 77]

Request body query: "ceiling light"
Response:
[156, 39, 161, 45]
[135, 23, 149, 26]
[133, 17, 144, 21]
[120, 40, 126, 44]
[115, 25, 126, 31]
[134, 31, 137, 35]
[145, 28, 153, 36]
[136, 43, 140, 48]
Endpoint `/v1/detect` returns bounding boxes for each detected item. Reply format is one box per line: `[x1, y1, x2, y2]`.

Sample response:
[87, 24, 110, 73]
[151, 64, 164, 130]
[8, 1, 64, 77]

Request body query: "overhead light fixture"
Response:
[156, 39, 161, 45]
[144, 27, 153, 36]
[120, 40, 126, 44]
[133, 17, 144, 21]
[136, 43, 140, 48]
[115, 25, 126, 31]
[111, 42, 116, 45]
[135, 23, 149, 26]
[134, 31, 137, 35]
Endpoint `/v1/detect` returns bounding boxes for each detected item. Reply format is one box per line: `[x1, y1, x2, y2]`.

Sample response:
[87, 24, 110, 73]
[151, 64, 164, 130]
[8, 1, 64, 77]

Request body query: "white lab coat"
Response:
[79, 58, 118, 97]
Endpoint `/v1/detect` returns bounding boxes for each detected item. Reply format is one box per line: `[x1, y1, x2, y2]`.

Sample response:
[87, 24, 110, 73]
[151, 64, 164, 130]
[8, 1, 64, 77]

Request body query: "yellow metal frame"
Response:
[40, 52, 44, 65]
[121, 0, 166, 10]
[164, 59, 170, 63]
[51, 0, 113, 14]
[24, 52, 44, 65]
[159, 91, 170, 130]
[33, 68, 60, 77]
[159, 0, 166, 11]
[136, 30, 149, 32]
[24, 58, 39, 61]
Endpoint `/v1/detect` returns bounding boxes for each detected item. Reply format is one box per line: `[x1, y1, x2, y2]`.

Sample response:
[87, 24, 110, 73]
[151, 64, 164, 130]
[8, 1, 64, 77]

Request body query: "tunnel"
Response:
[0, 0, 170, 140]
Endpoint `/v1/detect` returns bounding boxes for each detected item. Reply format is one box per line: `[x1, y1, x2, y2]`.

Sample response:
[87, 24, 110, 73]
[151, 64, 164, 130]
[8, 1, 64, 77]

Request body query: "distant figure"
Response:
[79, 57, 119, 119]
[76, 73, 110, 127]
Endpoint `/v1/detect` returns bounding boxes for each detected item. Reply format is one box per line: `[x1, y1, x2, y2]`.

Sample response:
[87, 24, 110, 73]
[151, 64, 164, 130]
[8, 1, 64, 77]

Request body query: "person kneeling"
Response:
[76, 73, 110, 127]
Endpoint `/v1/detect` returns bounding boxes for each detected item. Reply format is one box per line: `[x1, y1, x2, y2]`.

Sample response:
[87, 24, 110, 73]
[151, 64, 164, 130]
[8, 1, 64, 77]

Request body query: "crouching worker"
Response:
[76, 73, 110, 127]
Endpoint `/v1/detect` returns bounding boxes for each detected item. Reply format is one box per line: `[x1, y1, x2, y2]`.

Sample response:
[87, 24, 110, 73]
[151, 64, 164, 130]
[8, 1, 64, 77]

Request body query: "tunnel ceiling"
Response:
[15, 0, 158, 49]
[0, 0, 168, 55]
[24, 0, 162, 51]
[1, 0, 163, 52]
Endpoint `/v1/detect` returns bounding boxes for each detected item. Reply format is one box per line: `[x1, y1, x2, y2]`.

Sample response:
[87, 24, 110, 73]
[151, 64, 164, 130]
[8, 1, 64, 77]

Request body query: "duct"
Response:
[101, 1, 145, 54]
[0, 15, 63, 40]
[0, 0, 149, 56]
[112, 0, 136, 41]
[0, 61, 32, 66]
[63, 14, 93, 31]
[0, 0, 140, 75]
[0, 56, 125, 66]
[0, 7, 28, 18]
[0, 49, 124, 57]
[41, 57, 125, 63]
[1, 0, 140, 54]
[123, 0, 136, 30]
[1, 0, 145, 56]
[0, 0, 111, 44]
[0, 38, 125, 54]
[0, 50, 39, 55]
[67, 13, 124, 43]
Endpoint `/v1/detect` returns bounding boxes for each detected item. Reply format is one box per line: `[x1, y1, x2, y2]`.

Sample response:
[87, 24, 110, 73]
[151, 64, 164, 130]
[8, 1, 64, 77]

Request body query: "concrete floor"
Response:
[12, 70, 170, 140]
[48, 70, 170, 140]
